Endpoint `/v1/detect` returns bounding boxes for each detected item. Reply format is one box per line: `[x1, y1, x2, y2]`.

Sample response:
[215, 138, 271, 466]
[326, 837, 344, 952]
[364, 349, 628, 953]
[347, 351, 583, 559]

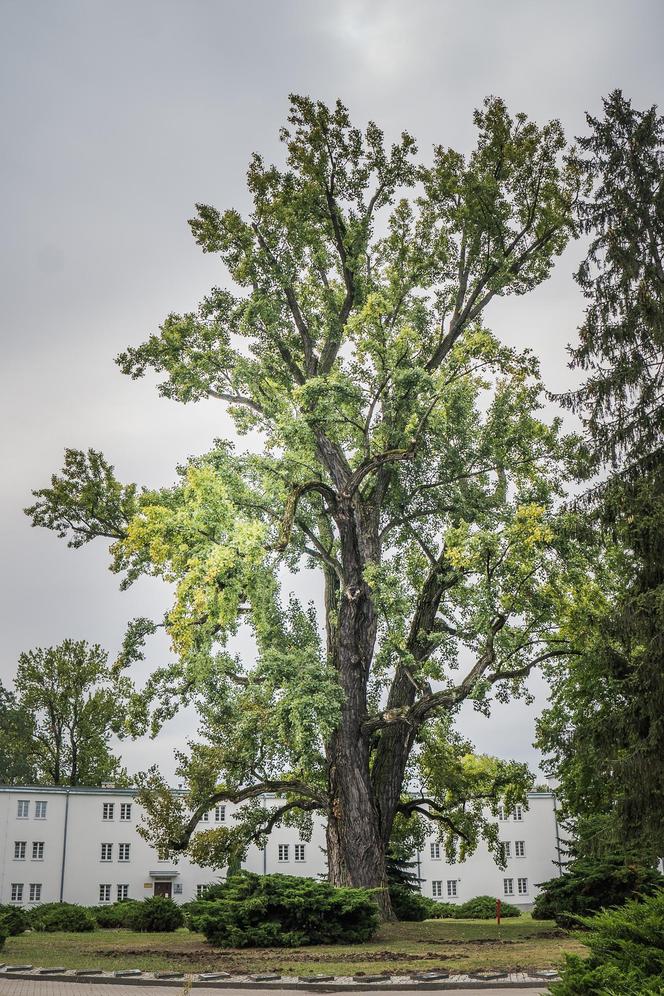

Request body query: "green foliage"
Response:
[30, 903, 96, 933]
[89, 901, 142, 928]
[12, 639, 128, 787]
[27, 94, 586, 903]
[188, 872, 379, 947]
[539, 91, 664, 861]
[0, 904, 30, 935]
[551, 889, 664, 996]
[457, 895, 521, 919]
[0, 924, 7, 951]
[533, 856, 664, 928]
[388, 885, 434, 922]
[126, 896, 184, 932]
[0, 683, 37, 784]
[426, 901, 459, 919]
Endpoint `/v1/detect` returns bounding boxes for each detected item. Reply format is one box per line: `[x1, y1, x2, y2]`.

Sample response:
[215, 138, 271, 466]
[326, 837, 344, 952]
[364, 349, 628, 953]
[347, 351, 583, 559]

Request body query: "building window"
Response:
[17, 800, 29, 819]
[196, 884, 208, 898]
[500, 841, 511, 860]
[117, 884, 129, 901]
[35, 801, 47, 819]
[11, 883, 24, 902]
[14, 841, 26, 860]
[517, 877, 528, 895]
[515, 840, 526, 857]
[431, 881, 443, 897]
[447, 880, 457, 898]
[278, 844, 289, 862]
[29, 883, 42, 902]
[504, 878, 514, 896]
[120, 803, 132, 821]
[512, 805, 523, 821]
[99, 884, 111, 903]
[101, 843, 113, 862]
[32, 842, 44, 860]
[157, 848, 169, 862]
[214, 805, 226, 822]
[430, 842, 441, 859]
[294, 844, 305, 862]
[118, 843, 130, 862]
[102, 803, 114, 821]
[201, 811, 209, 822]
[497, 805, 506, 821]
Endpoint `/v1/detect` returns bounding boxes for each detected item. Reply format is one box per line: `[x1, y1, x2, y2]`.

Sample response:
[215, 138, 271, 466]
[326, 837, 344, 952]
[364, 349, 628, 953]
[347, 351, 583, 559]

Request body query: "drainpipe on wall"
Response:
[552, 792, 563, 876]
[59, 788, 71, 902]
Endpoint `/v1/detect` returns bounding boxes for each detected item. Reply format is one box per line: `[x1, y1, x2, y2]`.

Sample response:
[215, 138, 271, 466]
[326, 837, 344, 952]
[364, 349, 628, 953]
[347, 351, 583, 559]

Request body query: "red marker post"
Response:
[496, 898, 501, 925]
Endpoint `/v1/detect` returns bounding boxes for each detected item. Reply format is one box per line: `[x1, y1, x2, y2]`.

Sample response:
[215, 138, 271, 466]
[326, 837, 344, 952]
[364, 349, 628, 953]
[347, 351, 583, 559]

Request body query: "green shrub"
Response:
[456, 895, 521, 919]
[0, 924, 8, 952]
[126, 896, 184, 932]
[188, 872, 379, 947]
[0, 904, 30, 935]
[30, 903, 96, 933]
[389, 885, 435, 921]
[533, 856, 664, 928]
[425, 900, 459, 919]
[551, 889, 664, 995]
[90, 900, 142, 928]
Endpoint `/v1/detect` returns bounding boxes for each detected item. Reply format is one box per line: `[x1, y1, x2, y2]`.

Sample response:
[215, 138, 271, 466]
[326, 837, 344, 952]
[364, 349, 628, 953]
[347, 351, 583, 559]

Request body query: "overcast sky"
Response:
[2, 0, 663, 782]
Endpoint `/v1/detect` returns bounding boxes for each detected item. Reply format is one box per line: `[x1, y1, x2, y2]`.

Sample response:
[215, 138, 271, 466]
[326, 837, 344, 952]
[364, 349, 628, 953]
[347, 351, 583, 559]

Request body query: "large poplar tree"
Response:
[27, 96, 583, 915]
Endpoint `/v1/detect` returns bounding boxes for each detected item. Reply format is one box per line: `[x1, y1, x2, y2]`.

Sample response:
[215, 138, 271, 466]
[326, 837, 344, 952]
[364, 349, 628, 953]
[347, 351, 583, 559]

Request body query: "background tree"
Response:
[537, 90, 664, 859]
[27, 95, 583, 915]
[0, 681, 37, 784]
[14, 639, 127, 786]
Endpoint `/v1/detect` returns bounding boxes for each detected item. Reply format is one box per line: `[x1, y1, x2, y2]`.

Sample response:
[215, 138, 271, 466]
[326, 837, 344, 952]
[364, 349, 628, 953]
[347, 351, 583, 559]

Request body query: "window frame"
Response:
[34, 800, 47, 819]
[294, 843, 305, 862]
[118, 843, 130, 862]
[102, 802, 115, 821]
[99, 883, 112, 903]
[503, 877, 514, 896]
[431, 880, 443, 897]
[100, 842, 113, 862]
[29, 883, 42, 902]
[32, 841, 45, 861]
[14, 841, 26, 860]
[277, 843, 289, 862]
[517, 877, 528, 895]
[119, 803, 132, 821]
[446, 880, 457, 898]
[430, 842, 441, 860]
[11, 883, 24, 902]
[117, 884, 129, 901]
[17, 800, 29, 819]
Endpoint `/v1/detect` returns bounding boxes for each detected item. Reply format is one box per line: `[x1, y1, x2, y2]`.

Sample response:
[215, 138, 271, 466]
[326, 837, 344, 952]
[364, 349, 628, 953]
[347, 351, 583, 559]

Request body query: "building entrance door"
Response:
[153, 881, 172, 898]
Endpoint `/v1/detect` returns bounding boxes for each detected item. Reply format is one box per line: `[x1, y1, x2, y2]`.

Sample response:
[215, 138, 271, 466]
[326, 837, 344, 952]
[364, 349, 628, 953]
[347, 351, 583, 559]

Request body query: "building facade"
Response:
[0, 785, 561, 908]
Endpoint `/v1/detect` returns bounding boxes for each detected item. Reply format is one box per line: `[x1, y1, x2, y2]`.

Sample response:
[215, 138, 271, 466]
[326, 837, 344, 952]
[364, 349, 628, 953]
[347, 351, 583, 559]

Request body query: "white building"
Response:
[0, 785, 561, 909]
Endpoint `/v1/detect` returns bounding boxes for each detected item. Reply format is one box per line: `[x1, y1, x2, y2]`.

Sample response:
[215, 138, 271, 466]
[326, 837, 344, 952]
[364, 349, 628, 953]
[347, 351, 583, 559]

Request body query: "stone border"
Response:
[0, 967, 560, 990]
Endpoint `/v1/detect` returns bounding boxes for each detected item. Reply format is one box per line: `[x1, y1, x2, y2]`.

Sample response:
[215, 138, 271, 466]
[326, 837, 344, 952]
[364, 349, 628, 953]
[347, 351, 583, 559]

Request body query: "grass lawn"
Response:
[2, 916, 586, 976]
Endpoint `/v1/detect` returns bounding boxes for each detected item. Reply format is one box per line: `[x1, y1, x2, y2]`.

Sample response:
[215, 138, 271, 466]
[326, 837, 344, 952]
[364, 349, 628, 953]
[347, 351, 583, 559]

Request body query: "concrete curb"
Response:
[0, 970, 559, 991]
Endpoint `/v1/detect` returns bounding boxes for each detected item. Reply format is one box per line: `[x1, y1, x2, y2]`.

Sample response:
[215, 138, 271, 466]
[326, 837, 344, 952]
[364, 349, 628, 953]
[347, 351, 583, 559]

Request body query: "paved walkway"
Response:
[0, 984, 549, 996]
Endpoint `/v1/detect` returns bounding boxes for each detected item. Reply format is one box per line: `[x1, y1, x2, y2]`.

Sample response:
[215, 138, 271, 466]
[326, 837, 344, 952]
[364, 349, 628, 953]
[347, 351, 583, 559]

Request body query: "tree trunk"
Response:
[324, 497, 394, 919]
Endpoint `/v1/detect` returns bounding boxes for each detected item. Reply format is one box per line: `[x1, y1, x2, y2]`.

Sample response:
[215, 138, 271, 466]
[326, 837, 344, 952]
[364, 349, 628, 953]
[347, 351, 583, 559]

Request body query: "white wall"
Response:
[0, 787, 560, 908]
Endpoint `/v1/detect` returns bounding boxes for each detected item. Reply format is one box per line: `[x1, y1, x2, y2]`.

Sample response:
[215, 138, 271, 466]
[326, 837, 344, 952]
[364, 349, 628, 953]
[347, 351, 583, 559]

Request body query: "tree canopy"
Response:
[12, 639, 128, 786]
[537, 91, 664, 860]
[27, 94, 585, 914]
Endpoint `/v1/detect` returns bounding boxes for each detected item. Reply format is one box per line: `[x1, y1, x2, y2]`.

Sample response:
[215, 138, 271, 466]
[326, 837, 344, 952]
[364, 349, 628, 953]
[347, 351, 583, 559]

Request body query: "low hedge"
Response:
[30, 903, 96, 933]
[90, 900, 142, 928]
[551, 889, 664, 995]
[0, 904, 30, 935]
[125, 896, 184, 932]
[456, 895, 522, 919]
[389, 885, 438, 922]
[0, 924, 7, 951]
[188, 872, 380, 947]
